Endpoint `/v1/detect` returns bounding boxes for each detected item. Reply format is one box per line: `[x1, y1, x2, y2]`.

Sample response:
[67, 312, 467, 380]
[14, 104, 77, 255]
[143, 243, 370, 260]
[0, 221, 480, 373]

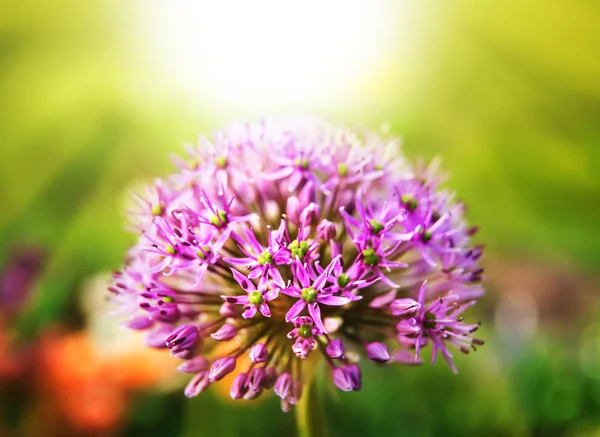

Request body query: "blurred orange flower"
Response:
[36, 329, 175, 435]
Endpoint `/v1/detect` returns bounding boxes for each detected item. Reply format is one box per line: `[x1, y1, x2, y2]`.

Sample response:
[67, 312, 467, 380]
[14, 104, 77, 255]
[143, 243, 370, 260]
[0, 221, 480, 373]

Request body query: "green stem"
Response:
[295, 365, 327, 437]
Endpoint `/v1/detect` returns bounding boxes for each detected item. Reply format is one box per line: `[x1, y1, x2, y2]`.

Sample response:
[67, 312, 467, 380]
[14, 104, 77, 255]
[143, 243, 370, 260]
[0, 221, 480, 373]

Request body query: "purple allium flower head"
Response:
[109, 117, 485, 411]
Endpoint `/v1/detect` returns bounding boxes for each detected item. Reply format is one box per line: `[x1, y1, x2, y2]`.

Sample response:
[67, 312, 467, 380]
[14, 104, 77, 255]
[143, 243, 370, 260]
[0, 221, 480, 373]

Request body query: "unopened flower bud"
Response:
[210, 323, 238, 341]
[326, 339, 345, 359]
[166, 324, 199, 355]
[123, 315, 154, 330]
[248, 367, 265, 392]
[184, 371, 210, 398]
[345, 364, 362, 391]
[317, 219, 337, 240]
[177, 356, 209, 373]
[300, 202, 320, 227]
[390, 298, 420, 318]
[262, 367, 278, 389]
[219, 302, 239, 318]
[285, 196, 301, 223]
[230, 373, 249, 399]
[208, 356, 236, 382]
[274, 373, 293, 399]
[366, 342, 391, 362]
[333, 367, 356, 392]
[249, 343, 268, 363]
[396, 318, 422, 337]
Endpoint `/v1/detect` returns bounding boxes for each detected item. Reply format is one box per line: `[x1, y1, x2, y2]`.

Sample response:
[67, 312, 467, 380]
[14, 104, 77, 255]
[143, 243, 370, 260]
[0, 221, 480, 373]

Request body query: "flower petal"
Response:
[231, 269, 256, 291]
[308, 303, 326, 334]
[243, 305, 258, 319]
[285, 299, 306, 322]
[317, 294, 350, 306]
[264, 289, 279, 301]
[259, 302, 271, 317]
[280, 286, 301, 298]
[221, 295, 249, 305]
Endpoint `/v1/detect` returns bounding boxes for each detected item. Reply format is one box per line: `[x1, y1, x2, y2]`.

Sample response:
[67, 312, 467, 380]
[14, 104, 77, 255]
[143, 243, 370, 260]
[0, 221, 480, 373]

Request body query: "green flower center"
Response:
[338, 163, 349, 177]
[209, 210, 228, 226]
[162, 296, 175, 303]
[196, 245, 211, 259]
[290, 239, 310, 259]
[401, 194, 418, 212]
[151, 203, 164, 216]
[421, 230, 432, 243]
[298, 325, 312, 338]
[214, 156, 227, 168]
[165, 244, 176, 255]
[337, 273, 351, 288]
[248, 291, 264, 305]
[294, 157, 310, 169]
[257, 250, 273, 266]
[369, 219, 383, 233]
[301, 286, 317, 303]
[362, 248, 380, 266]
[423, 311, 436, 329]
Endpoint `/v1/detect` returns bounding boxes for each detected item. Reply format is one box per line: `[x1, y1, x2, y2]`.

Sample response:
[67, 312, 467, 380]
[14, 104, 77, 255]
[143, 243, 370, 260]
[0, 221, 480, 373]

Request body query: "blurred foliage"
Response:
[0, 0, 599, 436]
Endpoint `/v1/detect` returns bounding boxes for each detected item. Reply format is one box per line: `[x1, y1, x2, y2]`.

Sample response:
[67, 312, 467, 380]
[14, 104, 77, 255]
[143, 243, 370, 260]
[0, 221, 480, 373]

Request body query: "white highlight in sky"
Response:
[144, 0, 397, 109]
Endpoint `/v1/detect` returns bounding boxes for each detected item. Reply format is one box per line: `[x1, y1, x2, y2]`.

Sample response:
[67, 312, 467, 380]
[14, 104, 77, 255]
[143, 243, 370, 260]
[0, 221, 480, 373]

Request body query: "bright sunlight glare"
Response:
[143, 0, 401, 110]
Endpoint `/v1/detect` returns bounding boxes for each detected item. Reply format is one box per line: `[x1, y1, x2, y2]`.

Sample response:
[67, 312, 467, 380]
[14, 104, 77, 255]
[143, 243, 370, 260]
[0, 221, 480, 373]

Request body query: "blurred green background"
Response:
[1, 0, 599, 436]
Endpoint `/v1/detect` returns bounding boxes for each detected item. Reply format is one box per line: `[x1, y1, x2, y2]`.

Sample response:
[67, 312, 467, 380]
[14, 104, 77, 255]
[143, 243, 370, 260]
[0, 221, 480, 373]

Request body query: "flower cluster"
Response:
[109, 117, 485, 411]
